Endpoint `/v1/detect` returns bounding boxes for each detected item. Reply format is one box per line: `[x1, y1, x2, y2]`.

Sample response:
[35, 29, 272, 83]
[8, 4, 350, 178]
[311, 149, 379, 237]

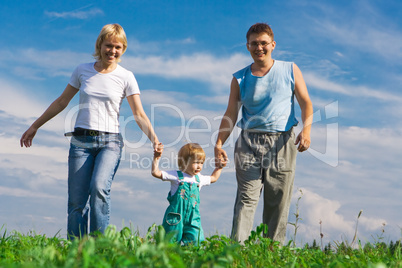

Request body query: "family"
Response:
[20, 23, 313, 245]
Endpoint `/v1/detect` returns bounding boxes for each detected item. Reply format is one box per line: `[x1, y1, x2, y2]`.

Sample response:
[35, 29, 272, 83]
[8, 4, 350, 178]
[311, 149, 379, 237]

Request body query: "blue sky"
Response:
[1, 0, 401, 245]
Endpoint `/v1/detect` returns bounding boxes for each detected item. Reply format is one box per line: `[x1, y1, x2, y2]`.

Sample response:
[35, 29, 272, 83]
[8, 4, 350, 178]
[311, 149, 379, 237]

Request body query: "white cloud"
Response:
[0, 77, 79, 133]
[7, 46, 248, 94]
[165, 37, 196, 45]
[141, 89, 226, 122]
[291, 124, 402, 244]
[311, 2, 402, 64]
[13, 49, 90, 79]
[290, 188, 390, 245]
[334, 51, 344, 58]
[359, 216, 387, 232]
[44, 7, 103, 20]
[0, 186, 59, 199]
[122, 53, 250, 92]
[0, 87, 46, 121]
[2, 136, 68, 164]
[0, 79, 47, 119]
[8, 45, 402, 109]
[295, 188, 354, 242]
[304, 72, 402, 103]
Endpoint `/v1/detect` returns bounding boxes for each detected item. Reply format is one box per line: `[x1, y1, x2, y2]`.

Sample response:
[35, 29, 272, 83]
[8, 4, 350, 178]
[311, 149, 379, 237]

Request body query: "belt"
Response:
[64, 128, 114, 137]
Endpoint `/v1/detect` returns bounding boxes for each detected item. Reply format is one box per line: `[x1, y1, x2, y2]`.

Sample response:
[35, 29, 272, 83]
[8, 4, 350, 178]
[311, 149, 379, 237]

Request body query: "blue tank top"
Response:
[235, 60, 298, 132]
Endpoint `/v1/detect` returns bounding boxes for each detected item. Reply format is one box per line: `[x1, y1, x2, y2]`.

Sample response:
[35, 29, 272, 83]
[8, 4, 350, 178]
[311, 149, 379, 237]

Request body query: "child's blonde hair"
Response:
[177, 143, 206, 171]
[93, 23, 128, 62]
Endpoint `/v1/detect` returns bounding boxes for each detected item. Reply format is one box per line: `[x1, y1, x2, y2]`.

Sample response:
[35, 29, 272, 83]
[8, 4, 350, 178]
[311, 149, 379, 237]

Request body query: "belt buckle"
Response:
[89, 130, 98, 136]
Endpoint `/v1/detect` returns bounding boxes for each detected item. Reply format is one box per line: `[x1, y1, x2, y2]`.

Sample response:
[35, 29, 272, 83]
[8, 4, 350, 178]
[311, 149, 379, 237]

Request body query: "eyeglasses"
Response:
[247, 41, 273, 48]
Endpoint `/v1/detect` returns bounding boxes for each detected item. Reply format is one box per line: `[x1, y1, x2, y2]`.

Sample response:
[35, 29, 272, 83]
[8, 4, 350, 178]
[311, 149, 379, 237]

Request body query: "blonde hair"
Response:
[93, 23, 128, 62]
[177, 143, 206, 171]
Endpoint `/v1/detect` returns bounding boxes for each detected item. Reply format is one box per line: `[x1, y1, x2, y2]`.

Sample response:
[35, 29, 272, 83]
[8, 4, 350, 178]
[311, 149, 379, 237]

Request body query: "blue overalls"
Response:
[162, 170, 204, 245]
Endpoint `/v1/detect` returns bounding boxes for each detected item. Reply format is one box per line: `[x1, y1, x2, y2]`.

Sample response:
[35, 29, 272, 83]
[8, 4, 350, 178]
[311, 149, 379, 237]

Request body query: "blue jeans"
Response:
[67, 133, 123, 238]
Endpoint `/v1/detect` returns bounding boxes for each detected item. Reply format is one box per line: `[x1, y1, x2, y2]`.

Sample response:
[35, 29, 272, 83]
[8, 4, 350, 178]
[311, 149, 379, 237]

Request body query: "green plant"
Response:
[1, 218, 402, 267]
[288, 189, 303, 248]
[351, 209, 363, 247]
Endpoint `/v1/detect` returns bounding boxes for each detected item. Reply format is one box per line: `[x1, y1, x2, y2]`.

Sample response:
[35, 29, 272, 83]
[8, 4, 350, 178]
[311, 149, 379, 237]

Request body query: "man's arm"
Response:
[293, 63, 313, 152]
[214, 77, 242, 164]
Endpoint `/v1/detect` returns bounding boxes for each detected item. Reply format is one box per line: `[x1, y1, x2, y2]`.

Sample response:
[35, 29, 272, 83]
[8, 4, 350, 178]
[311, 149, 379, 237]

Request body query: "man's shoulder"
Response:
[233, 64, 251, 78]
[272, 60, 294, 75]
[275, 60, 294, 68]
[275, 60, 293, 65]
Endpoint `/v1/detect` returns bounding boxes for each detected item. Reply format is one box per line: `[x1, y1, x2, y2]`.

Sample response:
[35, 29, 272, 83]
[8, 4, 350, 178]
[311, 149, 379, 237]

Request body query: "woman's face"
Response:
[99, 37, 124, 66]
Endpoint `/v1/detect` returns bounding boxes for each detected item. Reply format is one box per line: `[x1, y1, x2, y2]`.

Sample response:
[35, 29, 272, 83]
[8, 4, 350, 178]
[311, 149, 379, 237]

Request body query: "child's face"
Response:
[183, 159, 204, 176]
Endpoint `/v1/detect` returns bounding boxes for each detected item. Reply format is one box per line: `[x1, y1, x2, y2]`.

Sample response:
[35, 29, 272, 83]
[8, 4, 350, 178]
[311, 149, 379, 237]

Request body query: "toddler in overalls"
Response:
[152, 143, 225, 245]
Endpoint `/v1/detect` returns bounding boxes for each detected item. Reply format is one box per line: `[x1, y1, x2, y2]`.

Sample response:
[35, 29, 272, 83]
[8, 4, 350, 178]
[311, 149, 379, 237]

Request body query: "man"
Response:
[215, 23, 313, 244]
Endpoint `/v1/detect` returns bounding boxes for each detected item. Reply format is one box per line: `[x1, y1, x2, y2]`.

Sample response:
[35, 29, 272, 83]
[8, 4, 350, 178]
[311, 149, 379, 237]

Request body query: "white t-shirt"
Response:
[69, 62, 140, 133]
[161, 170, 212, 195]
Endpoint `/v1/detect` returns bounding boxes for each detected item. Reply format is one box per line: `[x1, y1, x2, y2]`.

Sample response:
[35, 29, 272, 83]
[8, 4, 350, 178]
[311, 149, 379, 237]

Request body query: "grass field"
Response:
[1, 223, 401, 267]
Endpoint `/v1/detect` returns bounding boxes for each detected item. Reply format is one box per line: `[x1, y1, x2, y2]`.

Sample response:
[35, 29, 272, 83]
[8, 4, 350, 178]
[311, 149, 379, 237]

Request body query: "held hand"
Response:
[153, 142, 164, 158]
[214, 146, 228, 168]
[20, 126, 38, 148]
[216, 156, 227, 169]
[295, 131, 311, 152]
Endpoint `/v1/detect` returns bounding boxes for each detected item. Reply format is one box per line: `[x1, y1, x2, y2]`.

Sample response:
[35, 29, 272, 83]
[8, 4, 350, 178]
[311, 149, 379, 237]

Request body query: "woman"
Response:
[20, 24, 160, 238]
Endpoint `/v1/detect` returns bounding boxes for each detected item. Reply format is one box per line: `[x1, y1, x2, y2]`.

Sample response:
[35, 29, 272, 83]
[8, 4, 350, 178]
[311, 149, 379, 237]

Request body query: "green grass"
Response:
[0, 224, 401, 267]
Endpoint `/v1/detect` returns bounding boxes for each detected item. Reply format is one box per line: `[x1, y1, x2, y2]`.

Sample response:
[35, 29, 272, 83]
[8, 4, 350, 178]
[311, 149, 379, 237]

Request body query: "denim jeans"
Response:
[67, 133, 124, 238]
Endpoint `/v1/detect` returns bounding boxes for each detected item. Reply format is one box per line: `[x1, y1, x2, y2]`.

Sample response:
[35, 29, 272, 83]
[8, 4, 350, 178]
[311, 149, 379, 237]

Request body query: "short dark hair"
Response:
[246, 23, 274, 42]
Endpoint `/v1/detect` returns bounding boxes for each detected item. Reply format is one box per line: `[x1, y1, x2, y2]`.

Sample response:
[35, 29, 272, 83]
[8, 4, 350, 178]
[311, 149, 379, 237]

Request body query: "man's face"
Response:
[247, 33, 275, 62]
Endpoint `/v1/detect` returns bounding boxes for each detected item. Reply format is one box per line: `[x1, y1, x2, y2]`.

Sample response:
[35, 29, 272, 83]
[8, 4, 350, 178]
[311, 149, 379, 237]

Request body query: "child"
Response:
[152, 142, 225, 245]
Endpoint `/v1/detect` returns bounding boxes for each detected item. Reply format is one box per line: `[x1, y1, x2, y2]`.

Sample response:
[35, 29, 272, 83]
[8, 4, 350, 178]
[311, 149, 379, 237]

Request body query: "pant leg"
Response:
[262, 129, 297, 244]
[182, 193, 204, 245]
[89, 134, 123, 234]
[67, 139, 94, 238]
[182, 222, 204, 245]
[162, 207, 184, 243]
[231, 132, 264, 243]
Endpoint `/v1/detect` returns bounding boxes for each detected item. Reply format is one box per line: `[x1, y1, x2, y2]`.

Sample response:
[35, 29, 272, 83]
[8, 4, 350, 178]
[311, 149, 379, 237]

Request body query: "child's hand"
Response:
[153, 142, 164, 159]
[215, 155, 227, 169]
[214, 147, 228, 168]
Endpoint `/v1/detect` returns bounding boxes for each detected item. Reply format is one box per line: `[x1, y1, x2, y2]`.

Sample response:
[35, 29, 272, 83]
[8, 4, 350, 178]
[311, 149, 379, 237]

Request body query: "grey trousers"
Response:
[231, 128, 297, 244]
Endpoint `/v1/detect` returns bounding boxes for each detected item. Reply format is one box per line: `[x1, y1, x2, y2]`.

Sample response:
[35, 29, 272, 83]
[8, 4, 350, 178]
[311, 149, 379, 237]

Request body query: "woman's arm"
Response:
[126, 94, 159, 148]
[20, 84, 79, 147]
